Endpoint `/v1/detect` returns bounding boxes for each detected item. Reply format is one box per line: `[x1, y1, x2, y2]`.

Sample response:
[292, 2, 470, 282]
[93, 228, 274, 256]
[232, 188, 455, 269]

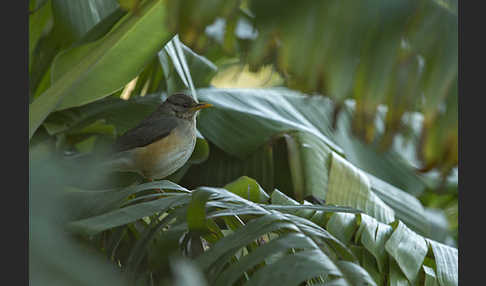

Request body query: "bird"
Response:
[104, 93, 212, 180]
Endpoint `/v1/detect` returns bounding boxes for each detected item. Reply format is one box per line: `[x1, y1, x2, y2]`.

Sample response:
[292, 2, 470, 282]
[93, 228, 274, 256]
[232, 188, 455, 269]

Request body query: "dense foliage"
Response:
[29, 0, 458, 285]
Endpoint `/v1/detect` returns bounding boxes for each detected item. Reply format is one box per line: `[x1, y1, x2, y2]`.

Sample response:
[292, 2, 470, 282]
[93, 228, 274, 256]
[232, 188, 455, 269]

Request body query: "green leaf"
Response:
[159, 40, 217, 92]
[67, 194, 191, 235]
[118, 0, 140, 12]
[426, 239, 458, 286]
[52, 0, 120, 43]
[245, 249, 342, 286]
[65, 180, 189, 220]
[270, 188, 299, 204]
[74, 136, 97, 153]
[197, 88, 343, 157]
[30, 0, 173, 139]
[183, 44, 218, 87]
[213, 233, 317, 286]
[423, 265, 439, 286]
[270, 189, 315, 218]
[180, 139, 280, 196]
[359, 249, 384, 285]
[187, 190, 211, 232]
[327, 152, 395, 224]
[194, 88, 429, 220]
[29, 0, 52, 72]
[195, 214, 297, 273]
[78, 8, 127, 44]
[52, 1, 171, 110]
[385, 221, 428, 284]
[336, 261, 378, 286]
[284, 131, 332, 201]
[194, 88, 342, 200]
[69, 119, 116, 138]
[158, 35, 196, 97]
[44, 93, 162, 138]
[356, 214, 393, 273]
[223, 176, 270, 203]
[280, 213, 357, 262]
[172, 0, 457, 175]
[326, 213, 357, 245]
[126, 211, 185, 278]
[389, 257, 411, 286]
[198, 186, 270, 213]
[30, 0, 49, 12]
[30, 24, 66, 97]
[30, 1, 126, 98]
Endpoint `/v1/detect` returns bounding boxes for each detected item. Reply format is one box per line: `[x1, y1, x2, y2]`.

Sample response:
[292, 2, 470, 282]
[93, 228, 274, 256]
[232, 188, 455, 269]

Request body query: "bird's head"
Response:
[162, 93, 212, 120]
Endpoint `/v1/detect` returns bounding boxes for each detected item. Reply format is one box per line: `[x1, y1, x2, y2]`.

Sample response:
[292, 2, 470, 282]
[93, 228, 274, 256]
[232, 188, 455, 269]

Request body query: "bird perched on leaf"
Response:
[104, 93, 212, 180]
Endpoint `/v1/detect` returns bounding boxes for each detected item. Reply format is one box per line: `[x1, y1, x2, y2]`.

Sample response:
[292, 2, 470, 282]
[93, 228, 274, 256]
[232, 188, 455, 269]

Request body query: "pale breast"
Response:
[133, 120, 196, 179]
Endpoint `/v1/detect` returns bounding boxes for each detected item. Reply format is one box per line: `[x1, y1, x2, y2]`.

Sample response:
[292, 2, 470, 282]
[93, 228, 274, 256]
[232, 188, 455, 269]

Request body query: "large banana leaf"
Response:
[195, 88, 426, 193]
[29, 0, 173, 139]
[385, 221, 428, 284]
[50, 0, 170, 110]
[197, 88, 342, 156]
[158, 36, 218, 97]
[426, 239, 458, 286]
[29, 0, 127, 99]
[327, 152, 395, 224]
[165, 0, 457, 176]
[51, 0, 120, 44]
[189, 88, 434, 236]
[356, 214, 393, 274]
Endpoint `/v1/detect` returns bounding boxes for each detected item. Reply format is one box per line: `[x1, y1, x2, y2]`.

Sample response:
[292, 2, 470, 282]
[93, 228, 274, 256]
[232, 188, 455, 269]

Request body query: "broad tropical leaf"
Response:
[29, 0, 173, 139]
[426, 239, 458, 286]
[29, 1, 458, 285]
[51, 0, 120, 43]
[190, 88, 441, 239]
[327, 152, 395, 224]
[385, 221, 428, 284]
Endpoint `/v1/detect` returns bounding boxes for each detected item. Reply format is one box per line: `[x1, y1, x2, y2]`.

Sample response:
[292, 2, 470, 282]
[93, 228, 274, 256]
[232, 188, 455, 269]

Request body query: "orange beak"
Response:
[191, 102, 213, 111]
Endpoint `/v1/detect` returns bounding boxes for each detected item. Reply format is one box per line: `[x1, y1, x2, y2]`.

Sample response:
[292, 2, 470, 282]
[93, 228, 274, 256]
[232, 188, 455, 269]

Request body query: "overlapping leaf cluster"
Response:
[29, 1, 458, 285]
[169, 0, 458, 181]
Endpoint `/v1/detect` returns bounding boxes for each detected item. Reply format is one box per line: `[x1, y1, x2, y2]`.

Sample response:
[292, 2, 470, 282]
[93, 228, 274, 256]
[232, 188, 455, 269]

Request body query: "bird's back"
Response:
[108, 117, 196, 179]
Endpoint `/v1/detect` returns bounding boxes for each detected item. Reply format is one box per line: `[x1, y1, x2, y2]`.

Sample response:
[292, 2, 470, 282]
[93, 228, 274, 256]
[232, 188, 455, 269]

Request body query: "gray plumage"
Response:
[112, 114, 179, 153]
[106, 93, 209, 180]
[112, 93, 199, 152]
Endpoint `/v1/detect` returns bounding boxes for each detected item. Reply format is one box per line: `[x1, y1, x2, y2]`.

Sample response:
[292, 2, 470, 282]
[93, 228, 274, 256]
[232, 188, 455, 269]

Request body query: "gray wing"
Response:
[112, 115, 179, 153]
